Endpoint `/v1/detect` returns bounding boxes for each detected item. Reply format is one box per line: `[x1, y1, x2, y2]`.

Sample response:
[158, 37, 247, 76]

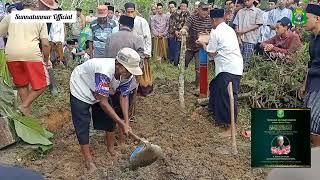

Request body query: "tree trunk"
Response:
[179, 34, 187, 110]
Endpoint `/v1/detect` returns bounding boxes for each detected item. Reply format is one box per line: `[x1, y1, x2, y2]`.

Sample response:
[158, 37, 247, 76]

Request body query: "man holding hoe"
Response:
[70, 48, 142, 171]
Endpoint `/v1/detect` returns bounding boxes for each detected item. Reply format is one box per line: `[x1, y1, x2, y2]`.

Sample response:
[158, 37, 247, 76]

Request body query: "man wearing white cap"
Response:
[70, 48, 142, 171]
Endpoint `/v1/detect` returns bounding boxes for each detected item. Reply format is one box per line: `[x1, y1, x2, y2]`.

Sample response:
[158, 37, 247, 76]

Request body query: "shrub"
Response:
[240, 44, 309, 108]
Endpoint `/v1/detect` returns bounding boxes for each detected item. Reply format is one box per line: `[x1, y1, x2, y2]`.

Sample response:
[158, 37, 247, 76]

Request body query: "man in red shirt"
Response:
[260, 17, 302, 63]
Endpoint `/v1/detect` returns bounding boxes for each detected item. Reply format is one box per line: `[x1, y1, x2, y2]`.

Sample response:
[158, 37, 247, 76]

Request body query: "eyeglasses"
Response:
[201, 8, 209, 11]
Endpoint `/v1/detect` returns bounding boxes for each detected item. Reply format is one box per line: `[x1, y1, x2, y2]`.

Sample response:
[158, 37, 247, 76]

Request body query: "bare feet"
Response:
[219, 128, 236, 138]
[17, 105, 31, 116]
[118, 140, 125, 147]
[107, 146, 117, 157]
[85, 161, 97, 173]
[219, 131, 232, 138]
[118, 134, 126, 146]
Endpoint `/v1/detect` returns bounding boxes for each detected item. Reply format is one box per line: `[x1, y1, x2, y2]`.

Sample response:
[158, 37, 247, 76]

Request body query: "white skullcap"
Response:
[277, 136, 284, 141]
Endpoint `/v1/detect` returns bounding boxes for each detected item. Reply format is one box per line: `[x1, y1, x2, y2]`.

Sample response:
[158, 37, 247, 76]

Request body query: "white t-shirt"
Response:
[48, 22, 65, 43]
[206, 22, 243, 76]
[70, 58, 133, 104]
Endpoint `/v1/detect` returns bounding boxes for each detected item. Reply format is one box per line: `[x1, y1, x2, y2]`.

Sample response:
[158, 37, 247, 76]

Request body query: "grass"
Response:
[32, 67, 72, 118]
[151, 59, 215, 82]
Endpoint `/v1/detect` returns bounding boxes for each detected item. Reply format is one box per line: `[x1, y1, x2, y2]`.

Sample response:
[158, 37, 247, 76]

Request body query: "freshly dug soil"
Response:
[2, 79, 268, 180]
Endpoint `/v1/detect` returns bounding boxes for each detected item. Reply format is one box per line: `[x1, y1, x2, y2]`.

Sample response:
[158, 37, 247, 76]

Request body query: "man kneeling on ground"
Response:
[69, 48, 143, 171]
[259, 17, 302, 63]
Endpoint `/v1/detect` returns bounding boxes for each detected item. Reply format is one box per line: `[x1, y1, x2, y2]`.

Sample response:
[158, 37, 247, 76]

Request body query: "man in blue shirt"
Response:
[89, 5, 117, 58]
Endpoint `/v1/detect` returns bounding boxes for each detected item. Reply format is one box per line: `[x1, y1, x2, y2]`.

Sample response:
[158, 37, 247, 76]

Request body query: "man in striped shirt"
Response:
[180, 2, 212, 87]
[151, 3, 170, 62]
[233, 0, 263, 68]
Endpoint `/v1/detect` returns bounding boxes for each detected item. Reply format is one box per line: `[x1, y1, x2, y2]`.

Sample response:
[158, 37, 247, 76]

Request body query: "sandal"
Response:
[129, 116, 136, 122]
[241, 130, 251, 141]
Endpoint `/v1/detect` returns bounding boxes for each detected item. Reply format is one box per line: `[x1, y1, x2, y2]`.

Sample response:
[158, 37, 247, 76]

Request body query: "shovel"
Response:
[128, 131, 163, 170]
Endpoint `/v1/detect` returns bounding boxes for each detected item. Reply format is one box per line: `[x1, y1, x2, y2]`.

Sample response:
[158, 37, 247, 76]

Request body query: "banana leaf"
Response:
[0, 48, 53, 151]
[0, 48, 14, 116]
[0, 76, 14, 116]
[12, 113, 45, 136]
[0, 49, 11, 86]
[13, 119, 53, 146]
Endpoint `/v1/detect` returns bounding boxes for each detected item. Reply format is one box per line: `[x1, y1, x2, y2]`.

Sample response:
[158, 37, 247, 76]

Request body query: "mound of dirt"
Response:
[43, 109, 71, 132]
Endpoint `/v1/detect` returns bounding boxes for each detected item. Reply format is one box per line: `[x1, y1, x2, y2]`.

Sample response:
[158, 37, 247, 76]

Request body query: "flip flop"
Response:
[129, 116, 136, 122]
[241, 130, 251, 141]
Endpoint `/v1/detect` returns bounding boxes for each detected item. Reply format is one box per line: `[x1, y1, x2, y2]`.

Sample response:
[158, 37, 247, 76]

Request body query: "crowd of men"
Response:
[0, 0, 320, 172]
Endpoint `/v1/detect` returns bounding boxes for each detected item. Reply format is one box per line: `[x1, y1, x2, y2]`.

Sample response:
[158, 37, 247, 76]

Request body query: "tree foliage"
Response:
[240, 45, 309, 108]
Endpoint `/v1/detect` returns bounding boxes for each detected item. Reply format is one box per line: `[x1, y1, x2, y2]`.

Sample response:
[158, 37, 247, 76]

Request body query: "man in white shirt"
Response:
[198, 8, 243, 137]
[49, 7, 65, 64]
[258, 0, 276, 43]
[107, 6, 120, 33]
[70, 48, 142, 171]
[125, 2, 152, 58]
[125, 2, 154, 96]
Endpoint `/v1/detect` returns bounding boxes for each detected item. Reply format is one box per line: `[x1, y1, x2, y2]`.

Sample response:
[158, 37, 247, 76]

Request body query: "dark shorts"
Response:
[70, 91, 135, 145]
[71, 94, 116, 145]
[110, 91, 135, 117]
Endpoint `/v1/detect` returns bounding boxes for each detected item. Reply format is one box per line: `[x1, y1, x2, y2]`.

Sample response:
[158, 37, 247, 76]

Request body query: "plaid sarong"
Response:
[305, 90, 320, 135]
[240, 42, 256, 67]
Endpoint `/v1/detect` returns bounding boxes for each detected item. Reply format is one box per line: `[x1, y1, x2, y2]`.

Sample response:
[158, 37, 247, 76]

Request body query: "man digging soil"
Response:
[69, 48, 142, 172]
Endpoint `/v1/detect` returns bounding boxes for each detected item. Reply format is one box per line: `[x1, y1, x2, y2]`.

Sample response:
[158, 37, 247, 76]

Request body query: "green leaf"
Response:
[14, 120, 53, 146]
[12, 114, 45, 136]
[44, 130, 54, 139]
[0, 77, 14, 116]
[0, 50, 12, 86]
[38, 144, 53, 153]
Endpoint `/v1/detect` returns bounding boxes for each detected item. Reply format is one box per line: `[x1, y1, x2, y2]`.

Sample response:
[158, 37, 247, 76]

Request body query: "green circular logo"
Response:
[292, 7, 307, 26]
[277, 110, 285, 118]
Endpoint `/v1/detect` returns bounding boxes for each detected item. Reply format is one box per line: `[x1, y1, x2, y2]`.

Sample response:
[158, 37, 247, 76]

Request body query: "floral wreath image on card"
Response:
[270, 135, 291, 155]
